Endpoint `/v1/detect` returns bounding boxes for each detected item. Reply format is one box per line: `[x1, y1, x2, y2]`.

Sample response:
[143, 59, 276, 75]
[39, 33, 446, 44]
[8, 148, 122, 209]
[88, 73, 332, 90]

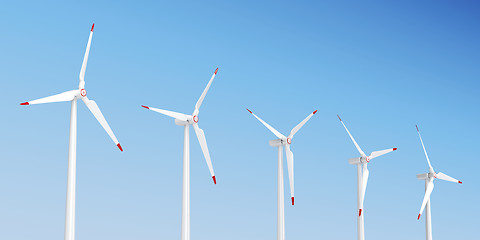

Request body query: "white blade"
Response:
[193, 123, 216, 184]
[360, 163, 369, 216]
[247, 109, 286, 139]
[288, 110, 317, 138]
[20, 90, 78, 105]
[285, 144, 295, 205]
[81, 96, 122, 151]
[369, 148, 397, 160]
[193, 68, 218, 116]
[337, 115, 366, 157]
[142, 106, 189, 122]
[436, 172, 462, 184]
[79, 24, 94, 89]
[416, 125, 433, 170]
[418, 179, 434, 219]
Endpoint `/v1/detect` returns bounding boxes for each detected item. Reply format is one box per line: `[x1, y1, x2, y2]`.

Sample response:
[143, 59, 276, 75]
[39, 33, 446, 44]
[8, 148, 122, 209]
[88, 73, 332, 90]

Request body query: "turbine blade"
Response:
[337, 115, 366, 157]
[416, 125, 433, 170]
[436, 172, 462, 184]
[369, 148, 397, 160]
[20, 90, 78, 105]
[193, 123, 216, 184]
[81, 96, 122, 151]
[285, 144, 295, 205]
[288, 110, 317, 138]
[418, 180, 434, 219]
[193, 68, 218, 116]
[246, 109, 286, 139]
[79, 23, 95, 89]
[141, 106, 189, 121]
[360, 163, 369, 216]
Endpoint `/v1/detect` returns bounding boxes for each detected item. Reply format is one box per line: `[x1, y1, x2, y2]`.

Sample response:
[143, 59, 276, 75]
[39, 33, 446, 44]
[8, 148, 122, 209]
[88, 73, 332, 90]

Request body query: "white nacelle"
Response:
[416, 173, 429, 180]
[348, 157, 362, 165]
[269, 139, 284, 147]
[175, 119, 189, 126]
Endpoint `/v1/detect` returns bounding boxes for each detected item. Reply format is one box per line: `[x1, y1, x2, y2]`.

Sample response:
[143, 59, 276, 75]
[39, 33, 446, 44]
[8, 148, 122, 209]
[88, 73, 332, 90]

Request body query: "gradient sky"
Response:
[1, 1, 479, 239]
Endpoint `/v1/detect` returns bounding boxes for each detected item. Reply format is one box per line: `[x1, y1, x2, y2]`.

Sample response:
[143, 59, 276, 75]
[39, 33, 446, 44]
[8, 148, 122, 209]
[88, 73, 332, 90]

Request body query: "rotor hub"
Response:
[193, 115, 199, 123]
[80, 89, 87, 97]
[286, 138, 292, 144]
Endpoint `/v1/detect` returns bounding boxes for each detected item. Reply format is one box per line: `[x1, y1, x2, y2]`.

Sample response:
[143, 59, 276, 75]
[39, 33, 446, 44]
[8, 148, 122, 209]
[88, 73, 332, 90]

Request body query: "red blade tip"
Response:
[359, 209, 362, 216]
[393, 148, 397, 151]
[91, 23, 95, 32]
[212, 176, 216, 184]
[337, 114, 342, 121]
[141, 105, 149, 109]
[416, 125, 419, 132]
[117, 143, 123, 151]
[291, 197, 294, 205]
[417, 214, 421, 220]
[246, 108, 252, 114]
[20, 102, 29, 105]
[214, 68, 218, 74]
[458, 181, 462, 184]
[313, 110, 317, 114]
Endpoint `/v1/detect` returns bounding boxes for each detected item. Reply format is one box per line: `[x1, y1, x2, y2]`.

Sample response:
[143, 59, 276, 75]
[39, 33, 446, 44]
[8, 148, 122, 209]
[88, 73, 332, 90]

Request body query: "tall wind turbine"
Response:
[415, 125, 462, 240]
[246, 108, 317, 240]
[20, 24, 122, 240]
[141, 68, 218, 240]
[337, 115, 396, 240]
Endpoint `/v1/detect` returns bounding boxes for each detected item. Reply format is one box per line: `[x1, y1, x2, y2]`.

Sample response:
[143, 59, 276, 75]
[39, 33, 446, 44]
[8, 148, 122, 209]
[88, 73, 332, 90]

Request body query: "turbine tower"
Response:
[338, 115, 396, 240]
[141, 68, 218, 240]
[246, 108, 317, 240]
[415, 125, 462, 240]
[20, 24, 123, 240]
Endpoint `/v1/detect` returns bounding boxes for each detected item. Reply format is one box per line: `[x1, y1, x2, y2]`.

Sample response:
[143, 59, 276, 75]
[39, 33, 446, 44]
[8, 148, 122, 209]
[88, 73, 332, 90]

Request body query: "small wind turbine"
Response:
[20, 24, 122, 240]
[415, 125, 462, 240]
[246, 108, 317, 240]
[141, 68, 218, 240]
[337, 115, 396, 240]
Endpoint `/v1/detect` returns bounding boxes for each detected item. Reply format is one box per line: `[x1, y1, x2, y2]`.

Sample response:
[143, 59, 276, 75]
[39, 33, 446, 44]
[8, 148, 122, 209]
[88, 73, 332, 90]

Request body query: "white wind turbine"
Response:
[415, 125, 462, 240]
[246, 108, 317, 240]
[141, 68, 218, 240]
[337, 115, 396, 240]
[20, 24, 122, 240]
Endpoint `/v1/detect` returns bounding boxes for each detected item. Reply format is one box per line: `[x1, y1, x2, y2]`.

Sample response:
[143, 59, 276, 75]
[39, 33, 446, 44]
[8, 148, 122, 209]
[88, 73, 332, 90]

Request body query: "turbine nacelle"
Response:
[174, 115, 198, 126]
[416, 172, 443, 180]
[268, 137, 291, 147]
[348, 156, 372, 165]
[416, 173, 430, 180]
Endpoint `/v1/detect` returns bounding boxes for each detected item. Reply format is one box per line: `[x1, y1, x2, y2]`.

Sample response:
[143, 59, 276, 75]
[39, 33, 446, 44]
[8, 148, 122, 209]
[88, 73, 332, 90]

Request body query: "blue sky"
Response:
[1, 1, 479, 239]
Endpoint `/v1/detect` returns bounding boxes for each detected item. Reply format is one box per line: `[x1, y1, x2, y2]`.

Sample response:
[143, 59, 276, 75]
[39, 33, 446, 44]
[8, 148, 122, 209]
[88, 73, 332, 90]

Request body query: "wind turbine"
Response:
[246, 108, 317, 240]
[20, 24, 122, 240]
[141, 68, 218, 240]
[337, 115, 396, 240]
[415, 125, 462, 240]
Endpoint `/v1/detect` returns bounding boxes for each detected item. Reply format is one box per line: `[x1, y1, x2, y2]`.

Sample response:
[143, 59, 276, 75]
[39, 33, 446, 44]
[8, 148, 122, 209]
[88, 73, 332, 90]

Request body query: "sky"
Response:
[0, 1, 479, 239]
